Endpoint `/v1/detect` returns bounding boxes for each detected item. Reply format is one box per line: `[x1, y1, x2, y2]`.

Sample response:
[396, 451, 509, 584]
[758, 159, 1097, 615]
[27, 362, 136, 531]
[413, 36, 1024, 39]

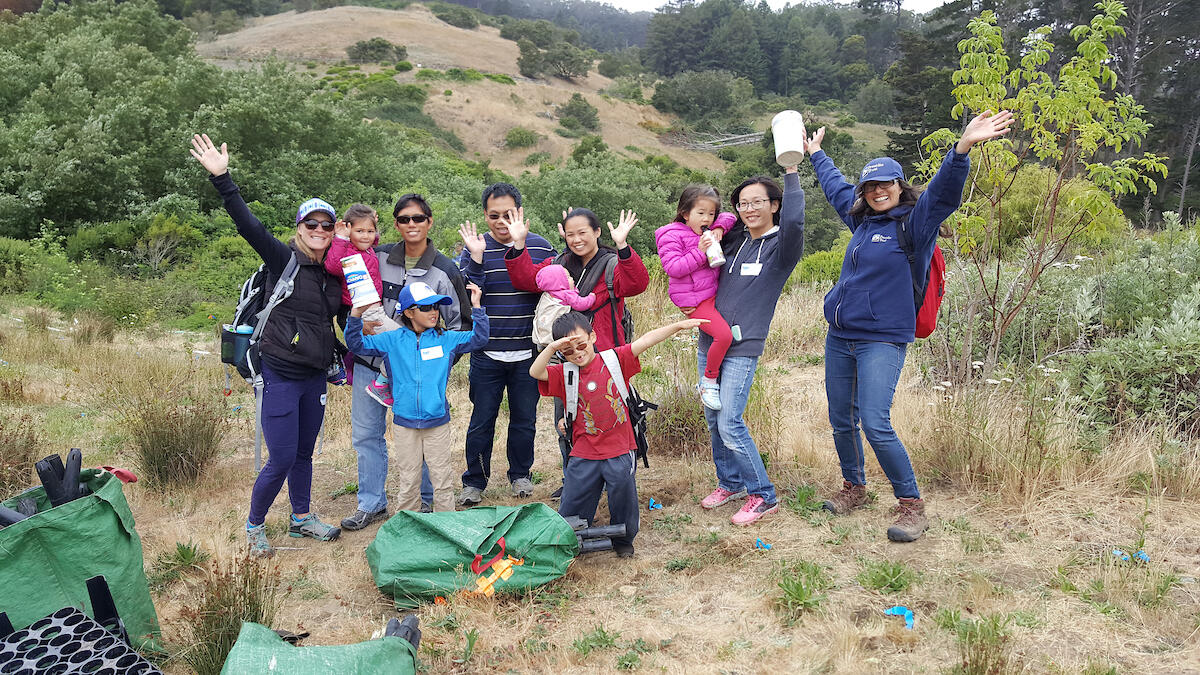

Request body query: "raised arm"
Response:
[630, 318, 708, 358]
[776, 169, 806, 268]
[190, 133, 292, 273]
[451, 285, 489, 355]
[323, 231, 355, 278]
[805, 128, 857, 228]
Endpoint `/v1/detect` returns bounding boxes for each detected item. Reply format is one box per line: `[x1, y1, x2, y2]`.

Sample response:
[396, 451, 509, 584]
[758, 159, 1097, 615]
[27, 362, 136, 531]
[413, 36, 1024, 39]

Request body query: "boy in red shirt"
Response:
[530, 311, 706, 557]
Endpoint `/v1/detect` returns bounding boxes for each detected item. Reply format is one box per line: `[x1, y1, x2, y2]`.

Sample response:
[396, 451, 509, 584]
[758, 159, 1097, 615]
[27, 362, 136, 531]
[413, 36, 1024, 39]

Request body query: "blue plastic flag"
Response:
[1112, 549, 1131, 562]
[1133, 549, 1149, 563]
[754, 538, 772, 550]
[884, 605, 915, 630]
[647, 498, 663, 511]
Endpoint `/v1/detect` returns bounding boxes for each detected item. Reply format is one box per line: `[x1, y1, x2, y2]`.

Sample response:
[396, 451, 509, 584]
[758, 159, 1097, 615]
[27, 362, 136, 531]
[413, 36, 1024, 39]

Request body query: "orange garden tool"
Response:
[468, 537, 525, 597]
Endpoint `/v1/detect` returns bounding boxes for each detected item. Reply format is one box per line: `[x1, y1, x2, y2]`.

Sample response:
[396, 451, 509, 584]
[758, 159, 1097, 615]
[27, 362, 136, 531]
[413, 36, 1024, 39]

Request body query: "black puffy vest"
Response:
[257, 249, 341, 371]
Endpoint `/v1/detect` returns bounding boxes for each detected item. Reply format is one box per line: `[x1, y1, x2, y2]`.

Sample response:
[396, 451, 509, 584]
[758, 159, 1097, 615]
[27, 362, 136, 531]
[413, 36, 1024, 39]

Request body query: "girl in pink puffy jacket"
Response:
[654, 185, 736, 411]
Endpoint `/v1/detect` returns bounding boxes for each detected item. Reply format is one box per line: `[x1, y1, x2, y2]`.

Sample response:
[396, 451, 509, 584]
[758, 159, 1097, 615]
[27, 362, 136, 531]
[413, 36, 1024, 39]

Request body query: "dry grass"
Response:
[3, 288, 1199, 673]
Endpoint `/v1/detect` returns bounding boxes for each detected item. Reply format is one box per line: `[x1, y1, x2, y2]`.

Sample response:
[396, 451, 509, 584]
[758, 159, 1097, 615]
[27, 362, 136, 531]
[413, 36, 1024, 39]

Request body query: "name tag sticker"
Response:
[730, 325, 742, 341]
[420, 345, 445, 361]
[740, 262, 763, 276]
[319, 394, 327, 406]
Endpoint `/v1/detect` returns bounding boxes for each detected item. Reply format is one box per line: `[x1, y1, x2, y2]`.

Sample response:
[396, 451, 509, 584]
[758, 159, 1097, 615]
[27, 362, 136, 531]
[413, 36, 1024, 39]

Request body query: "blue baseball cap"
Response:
[295, 198, 337, 224]
[857, 157, 905, 187]
[399, 282, 452, 310]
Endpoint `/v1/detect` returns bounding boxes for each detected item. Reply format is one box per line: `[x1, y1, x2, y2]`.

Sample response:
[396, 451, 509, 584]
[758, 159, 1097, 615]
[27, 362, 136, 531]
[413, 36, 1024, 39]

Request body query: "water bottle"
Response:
[706, 241, 726, 268]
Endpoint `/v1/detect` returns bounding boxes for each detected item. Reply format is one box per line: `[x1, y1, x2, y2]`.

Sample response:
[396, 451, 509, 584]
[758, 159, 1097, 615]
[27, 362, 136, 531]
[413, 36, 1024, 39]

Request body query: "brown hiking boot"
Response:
[822, 481, 868, 515]
[886, 498, 929, 542]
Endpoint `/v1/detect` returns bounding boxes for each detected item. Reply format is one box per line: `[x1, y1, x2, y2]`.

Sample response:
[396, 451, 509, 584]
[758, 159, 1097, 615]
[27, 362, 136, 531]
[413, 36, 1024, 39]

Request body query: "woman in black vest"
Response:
[191, 134, 343, 558]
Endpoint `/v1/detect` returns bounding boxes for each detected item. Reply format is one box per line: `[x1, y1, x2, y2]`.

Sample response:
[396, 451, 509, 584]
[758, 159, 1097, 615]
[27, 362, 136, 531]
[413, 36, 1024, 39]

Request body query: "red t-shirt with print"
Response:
[539, 344, 642, 460]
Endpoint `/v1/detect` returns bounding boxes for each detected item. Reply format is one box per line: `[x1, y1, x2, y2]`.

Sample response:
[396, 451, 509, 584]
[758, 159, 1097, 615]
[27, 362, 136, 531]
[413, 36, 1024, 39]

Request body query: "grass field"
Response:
[2, 270, 1197, 673]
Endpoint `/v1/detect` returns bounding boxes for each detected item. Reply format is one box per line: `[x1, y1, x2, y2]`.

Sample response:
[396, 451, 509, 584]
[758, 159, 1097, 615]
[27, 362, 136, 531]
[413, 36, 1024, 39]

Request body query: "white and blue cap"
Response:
[857, 157, 905, 188]
[399, 281, 453, 310]
[295, 198, 337, 224]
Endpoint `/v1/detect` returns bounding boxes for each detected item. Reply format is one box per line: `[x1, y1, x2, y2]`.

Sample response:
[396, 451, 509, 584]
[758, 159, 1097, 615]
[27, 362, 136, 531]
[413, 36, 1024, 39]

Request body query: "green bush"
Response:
[606, 76, 645, 102]
[395, 60, 413, 71]
[428, 1, 479, 29]
[346, 37, 406, 63]
[505, 127, 539, 149]
[523, 151, 551, 166]
[0, 237, 35, 292]
[558, 93, 600, 131]
[484, 72, 516, 85]
[445, 68, 484, 82]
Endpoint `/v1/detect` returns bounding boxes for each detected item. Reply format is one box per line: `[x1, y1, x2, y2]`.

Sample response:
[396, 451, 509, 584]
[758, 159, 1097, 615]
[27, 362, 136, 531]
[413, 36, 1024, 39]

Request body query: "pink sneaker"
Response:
[700, 487, 747, 510]
[730, 495, 779, 526]
[366, 380, 393, 407]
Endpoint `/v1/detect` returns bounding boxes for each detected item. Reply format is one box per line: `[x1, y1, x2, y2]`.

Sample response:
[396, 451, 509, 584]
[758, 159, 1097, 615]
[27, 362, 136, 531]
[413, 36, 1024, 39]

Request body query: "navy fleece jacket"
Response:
[701, 171, 806, 358]
[810, 148, 969, 343]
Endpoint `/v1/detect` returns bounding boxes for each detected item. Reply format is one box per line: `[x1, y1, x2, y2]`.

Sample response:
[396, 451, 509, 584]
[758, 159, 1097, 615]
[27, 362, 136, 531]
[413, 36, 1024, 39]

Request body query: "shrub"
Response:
[428, 1, 479, 29]
[124, 394, 226, 487]
[346, 37, 406, 63]
[178, 554, 283, 675]
[651, 70, 752, 123]
[395, 60, 413, 71]
[484, 72, 516, 85]
[792, 248, 843, 285]
[22, 307, 51, 333]
[557, 93, 600, 131]
[523, 151, 551, 166]
[0, 365, 28, 404]
[445, 68, 484, 82]
[0, 413, 40, 496]
[71, 315, 117, 345]
[606, 76, 645, 102]
[415, 68, 442, 80]
[571, 135, 608, 162]
[505, 127, 539, 149]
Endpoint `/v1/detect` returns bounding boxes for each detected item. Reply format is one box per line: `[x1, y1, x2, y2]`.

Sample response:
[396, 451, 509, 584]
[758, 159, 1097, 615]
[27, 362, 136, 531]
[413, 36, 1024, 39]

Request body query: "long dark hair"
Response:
[400, 309, 445, 335]
[847, 179, 922, 219]
[675, 184, 721, 224]
[559, 208, 617, 268]
[730, 176, 783, 228]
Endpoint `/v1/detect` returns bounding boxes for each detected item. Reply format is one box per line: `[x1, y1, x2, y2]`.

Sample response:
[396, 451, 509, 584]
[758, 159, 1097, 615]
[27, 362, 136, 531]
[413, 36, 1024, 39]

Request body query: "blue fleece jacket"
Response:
[701, 171, 806, 358]
[810, 148, 969, 343]
[345, 308, 489, 428]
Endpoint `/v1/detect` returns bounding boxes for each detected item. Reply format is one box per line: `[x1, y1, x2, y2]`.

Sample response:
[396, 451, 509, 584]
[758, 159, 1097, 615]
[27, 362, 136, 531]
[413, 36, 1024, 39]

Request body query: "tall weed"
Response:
[177, 554, 283, 675]
[0, 413, 40, 496]
[124, 393, 226, 488]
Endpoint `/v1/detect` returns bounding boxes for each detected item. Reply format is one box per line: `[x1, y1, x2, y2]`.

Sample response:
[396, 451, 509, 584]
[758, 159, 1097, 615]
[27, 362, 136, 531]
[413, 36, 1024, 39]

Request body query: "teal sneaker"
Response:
[289, 513, 341, 541]
[246, 521, 275, 558]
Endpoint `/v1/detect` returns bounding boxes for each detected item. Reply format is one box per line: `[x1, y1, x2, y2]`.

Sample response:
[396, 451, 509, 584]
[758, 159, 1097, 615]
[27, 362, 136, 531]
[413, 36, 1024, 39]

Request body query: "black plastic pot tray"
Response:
[0, 607, 161, 675]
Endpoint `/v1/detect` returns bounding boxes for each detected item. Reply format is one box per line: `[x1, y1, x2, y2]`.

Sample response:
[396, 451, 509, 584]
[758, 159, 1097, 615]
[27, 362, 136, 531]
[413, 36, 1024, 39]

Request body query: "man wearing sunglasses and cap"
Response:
[341, 193, 474, 530]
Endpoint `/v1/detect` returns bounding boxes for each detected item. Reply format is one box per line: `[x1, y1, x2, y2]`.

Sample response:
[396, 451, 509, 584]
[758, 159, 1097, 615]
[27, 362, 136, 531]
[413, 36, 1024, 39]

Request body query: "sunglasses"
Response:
[395, 214, 430, 224]
[299, 218, 335, 231]
[559, 337, 589, 357]
[413, 304, 440, 312]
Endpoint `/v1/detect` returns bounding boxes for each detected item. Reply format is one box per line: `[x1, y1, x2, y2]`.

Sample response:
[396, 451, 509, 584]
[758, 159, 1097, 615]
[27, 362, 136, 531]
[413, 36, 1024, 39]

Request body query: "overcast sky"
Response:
[603, 0, 949, 15]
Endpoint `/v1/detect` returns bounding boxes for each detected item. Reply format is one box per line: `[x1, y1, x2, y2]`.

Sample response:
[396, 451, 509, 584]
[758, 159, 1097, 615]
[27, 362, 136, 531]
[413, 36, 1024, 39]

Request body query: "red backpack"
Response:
[896, 217, 946, 339]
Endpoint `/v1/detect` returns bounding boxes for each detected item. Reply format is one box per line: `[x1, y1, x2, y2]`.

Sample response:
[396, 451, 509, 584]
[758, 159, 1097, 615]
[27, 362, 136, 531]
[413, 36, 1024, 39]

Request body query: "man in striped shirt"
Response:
[456, 183, 557, 505]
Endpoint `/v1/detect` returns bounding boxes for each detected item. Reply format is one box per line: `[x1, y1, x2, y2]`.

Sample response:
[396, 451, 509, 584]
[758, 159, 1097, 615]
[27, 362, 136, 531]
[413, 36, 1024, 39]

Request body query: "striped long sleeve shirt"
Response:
[459, 232, 556, 353]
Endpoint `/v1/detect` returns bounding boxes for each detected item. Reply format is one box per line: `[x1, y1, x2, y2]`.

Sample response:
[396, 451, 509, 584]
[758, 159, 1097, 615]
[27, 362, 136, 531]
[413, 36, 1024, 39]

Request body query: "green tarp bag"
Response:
[220, 622, 417, 674]
[366, 503, 579, 608]
[0, 469, 160, 651]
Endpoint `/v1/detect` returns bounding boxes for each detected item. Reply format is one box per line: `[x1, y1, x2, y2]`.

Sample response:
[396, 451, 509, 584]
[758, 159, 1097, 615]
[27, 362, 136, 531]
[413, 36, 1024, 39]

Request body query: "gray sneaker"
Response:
[511, 478, 535, 498]
[246, 522, 275, 558]
[420, 502, 433, 513]
[457, 486, 484, 506]
[340, 508, 388, 531]
[288, 513, 341, 541]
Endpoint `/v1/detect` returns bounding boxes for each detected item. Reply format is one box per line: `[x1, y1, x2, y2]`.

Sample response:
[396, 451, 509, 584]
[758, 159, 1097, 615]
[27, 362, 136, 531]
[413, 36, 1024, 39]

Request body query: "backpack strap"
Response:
[598, 349, 630, 404]
[563, 362, 580, 446]
[249, 254, 299, 472]
[894, 214, 924, 311]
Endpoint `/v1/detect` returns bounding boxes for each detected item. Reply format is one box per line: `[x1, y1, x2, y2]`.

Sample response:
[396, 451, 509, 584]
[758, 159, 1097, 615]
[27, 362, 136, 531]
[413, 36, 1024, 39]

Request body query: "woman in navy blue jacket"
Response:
[806, 110, 1013, 542]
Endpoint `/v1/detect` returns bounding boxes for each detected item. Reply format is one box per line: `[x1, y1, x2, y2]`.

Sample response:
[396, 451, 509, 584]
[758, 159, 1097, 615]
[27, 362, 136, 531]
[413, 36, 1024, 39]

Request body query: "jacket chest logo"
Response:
[870, 233, 893, 243]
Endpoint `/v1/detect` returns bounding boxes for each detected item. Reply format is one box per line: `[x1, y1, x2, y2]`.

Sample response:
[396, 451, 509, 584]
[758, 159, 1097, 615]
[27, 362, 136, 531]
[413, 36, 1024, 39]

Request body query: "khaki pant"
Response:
[393, 423, 455, 512]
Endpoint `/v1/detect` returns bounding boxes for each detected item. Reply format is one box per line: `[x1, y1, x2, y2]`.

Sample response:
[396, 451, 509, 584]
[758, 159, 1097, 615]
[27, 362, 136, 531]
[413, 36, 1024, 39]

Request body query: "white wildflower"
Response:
[985, 379, 1001, 385]
[1041, 396, 1054, 402]
[1002, 377, 1013, 383]
[940, 380, 952, 387]
[932, 385, 946, 392]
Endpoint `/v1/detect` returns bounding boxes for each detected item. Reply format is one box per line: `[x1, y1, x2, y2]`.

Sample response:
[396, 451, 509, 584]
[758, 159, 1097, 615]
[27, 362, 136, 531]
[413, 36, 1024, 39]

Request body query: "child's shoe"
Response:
[326, 362, 347, 386]
[246, 521, 275, 558]
[288, 513, 341, 541]
[730, 495, 779, 526]
[699, 377, 722, 410]
[700, 487, 746, 509]
[366, 379, 393, 407]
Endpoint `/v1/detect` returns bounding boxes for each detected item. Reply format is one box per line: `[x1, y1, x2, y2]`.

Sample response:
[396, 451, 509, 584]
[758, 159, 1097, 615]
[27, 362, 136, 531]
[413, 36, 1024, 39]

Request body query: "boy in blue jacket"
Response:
[346, 281, 488, 512]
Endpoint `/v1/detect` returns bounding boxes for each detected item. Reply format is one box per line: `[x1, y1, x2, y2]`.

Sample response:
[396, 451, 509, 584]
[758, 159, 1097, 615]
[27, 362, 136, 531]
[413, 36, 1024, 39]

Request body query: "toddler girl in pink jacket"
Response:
[654, 185, 736, 410]
[325, 204, 399, 405]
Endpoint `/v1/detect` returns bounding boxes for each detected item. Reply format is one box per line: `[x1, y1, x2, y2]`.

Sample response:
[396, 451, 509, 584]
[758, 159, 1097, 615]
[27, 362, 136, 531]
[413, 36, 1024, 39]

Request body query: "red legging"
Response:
[690, 297, 733, 380]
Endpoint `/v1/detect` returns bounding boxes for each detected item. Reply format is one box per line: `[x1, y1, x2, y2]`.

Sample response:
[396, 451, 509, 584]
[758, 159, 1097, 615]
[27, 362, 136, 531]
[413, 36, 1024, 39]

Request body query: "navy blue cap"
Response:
[857, 157, 905, 186]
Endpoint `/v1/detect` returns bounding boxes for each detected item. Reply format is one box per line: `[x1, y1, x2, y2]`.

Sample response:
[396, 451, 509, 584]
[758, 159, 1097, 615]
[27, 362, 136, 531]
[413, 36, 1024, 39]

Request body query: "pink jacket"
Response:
[325, 235, 382, 306]
[654, 212, 736, 308]
[535, 264, 597, 311]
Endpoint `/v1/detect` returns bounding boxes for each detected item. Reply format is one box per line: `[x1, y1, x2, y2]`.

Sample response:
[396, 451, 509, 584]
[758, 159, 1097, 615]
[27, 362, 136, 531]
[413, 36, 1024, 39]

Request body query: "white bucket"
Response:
[342, 253, 381, 308]
[771, 110, 806, 166]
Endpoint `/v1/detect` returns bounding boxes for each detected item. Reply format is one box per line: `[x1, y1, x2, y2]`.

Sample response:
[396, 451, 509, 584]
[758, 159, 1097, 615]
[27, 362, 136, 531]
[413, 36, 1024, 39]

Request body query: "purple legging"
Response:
[248, 366, 327, 525]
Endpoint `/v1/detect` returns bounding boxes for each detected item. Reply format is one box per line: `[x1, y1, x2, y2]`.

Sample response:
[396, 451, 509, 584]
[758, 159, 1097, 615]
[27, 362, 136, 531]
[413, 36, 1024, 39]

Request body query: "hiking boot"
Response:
[886, 498, 929, 542]
[730, 495, 779, 526]
[822, 481, 869, 515]
[613, 542, 635, 558]
[511, 478, 535, 498]
[246, 521, 275, 558]
[340, 508, 388, 531]
[700, 487, 747, 510]
[699, 378, 722, 411]
[420, 502, 433, 513]
[289, 513, 341, 541]
[365, 380, 393, 407]
[551, 484, 564, 501]
[457, 486, 484, 507]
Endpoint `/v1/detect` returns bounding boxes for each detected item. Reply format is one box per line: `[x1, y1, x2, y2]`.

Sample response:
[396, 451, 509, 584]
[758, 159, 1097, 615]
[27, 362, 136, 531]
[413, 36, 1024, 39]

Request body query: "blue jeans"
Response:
[697, 350, 777, 504]
[462, 352, 539, 490]
[249, 366, 325, 525]
[824, 334, 919, 499]
[351, 362, 432, 513]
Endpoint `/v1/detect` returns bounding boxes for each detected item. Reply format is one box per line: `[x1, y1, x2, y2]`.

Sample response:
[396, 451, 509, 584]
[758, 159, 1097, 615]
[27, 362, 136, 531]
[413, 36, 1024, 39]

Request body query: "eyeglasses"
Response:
[485, 212, 506, 221]
[299, 218, 335, 231]
[413, 304, 439, 312]
[734, 198, 771, 212]
[559, 337, 589, 357]
[395, 214, 430, 224]
[861, 180, 898, 192]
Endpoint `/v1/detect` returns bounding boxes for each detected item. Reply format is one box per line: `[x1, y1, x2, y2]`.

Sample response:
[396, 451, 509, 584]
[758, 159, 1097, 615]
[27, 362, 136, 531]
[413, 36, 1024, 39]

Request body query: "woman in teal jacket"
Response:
[345, 281, 488, 512]
[807, 110, 1013, 542]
